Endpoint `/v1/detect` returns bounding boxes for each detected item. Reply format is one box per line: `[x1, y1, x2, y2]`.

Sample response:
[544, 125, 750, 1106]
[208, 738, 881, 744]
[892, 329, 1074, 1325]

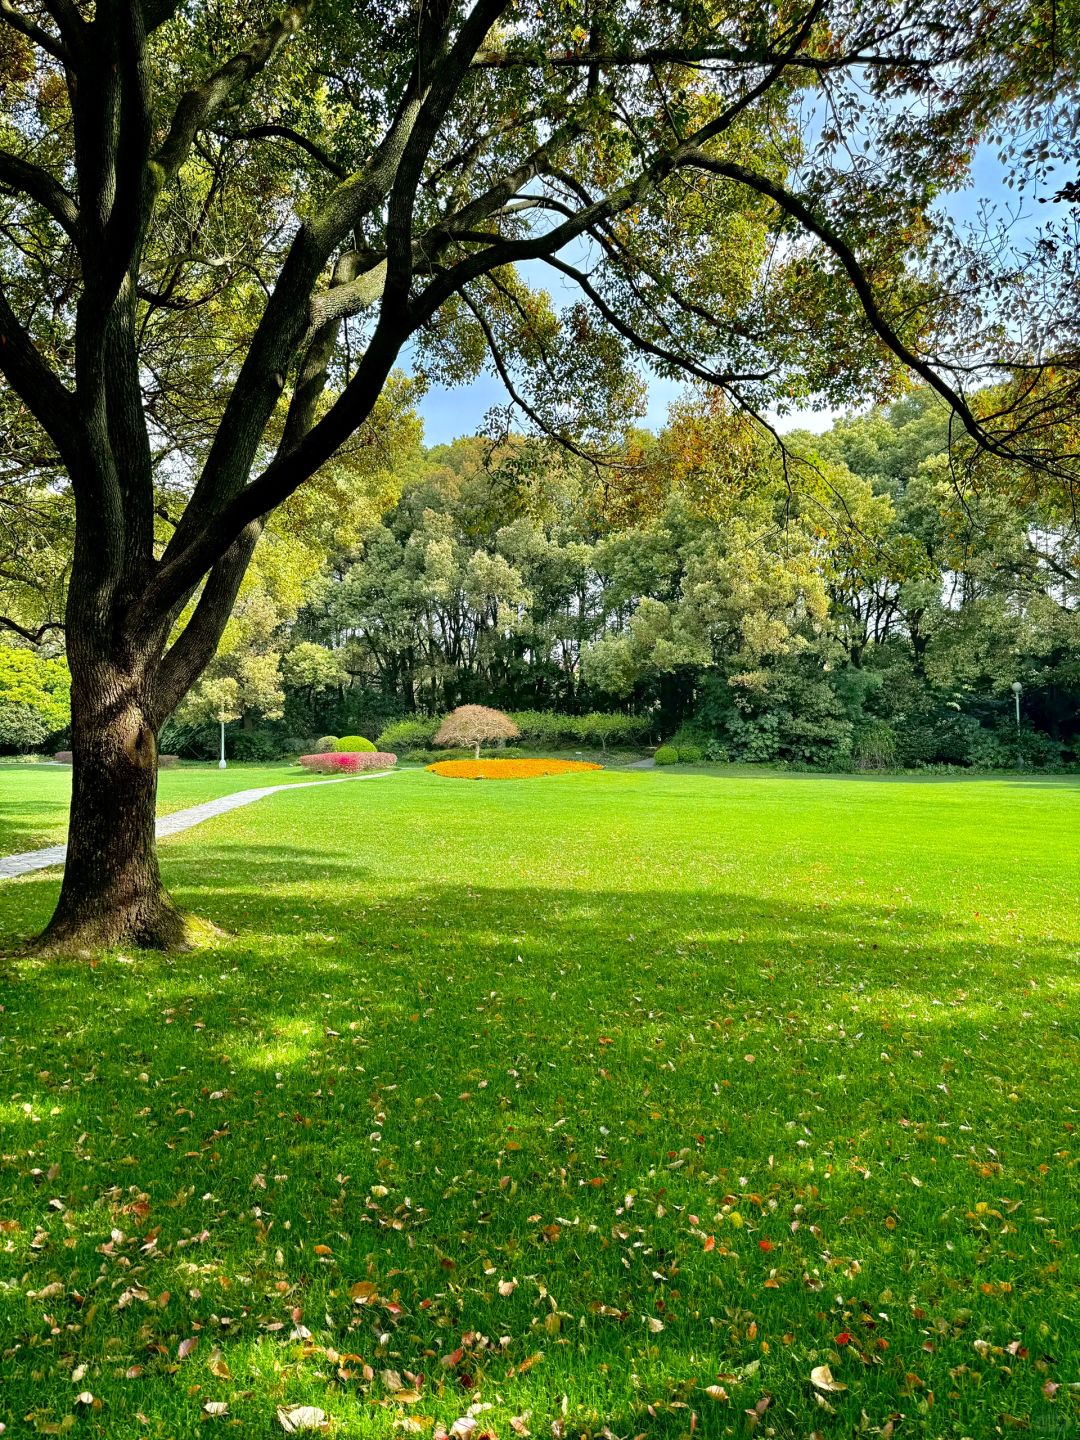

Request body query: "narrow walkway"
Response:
[0, 771, 396, 881]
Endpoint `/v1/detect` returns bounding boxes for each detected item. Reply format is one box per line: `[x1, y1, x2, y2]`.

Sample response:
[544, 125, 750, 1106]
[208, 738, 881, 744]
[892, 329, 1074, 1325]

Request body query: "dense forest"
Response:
[5, 384, 1077, 771]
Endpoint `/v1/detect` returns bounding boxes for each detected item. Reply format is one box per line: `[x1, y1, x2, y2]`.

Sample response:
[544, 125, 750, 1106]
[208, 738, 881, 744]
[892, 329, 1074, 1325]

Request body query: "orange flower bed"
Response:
[427, 758, 603, 780]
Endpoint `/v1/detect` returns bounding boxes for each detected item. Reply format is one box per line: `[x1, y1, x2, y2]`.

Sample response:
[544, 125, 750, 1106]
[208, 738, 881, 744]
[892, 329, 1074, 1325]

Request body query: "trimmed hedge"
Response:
[298, 751, 396, 773]
[653, 745, 679, 765]
[509, 711, 651, 748]
[375, 717, 441, 752]
[314, 735, 339, 753]
[334, 735, 376, 752]
[677, 744, 703, 763]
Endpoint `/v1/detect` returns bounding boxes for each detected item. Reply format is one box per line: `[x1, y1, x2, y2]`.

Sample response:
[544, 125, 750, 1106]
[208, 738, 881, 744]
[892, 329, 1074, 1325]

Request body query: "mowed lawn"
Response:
[0, 767, 1078, 1438]
[0, 762, 326, 854]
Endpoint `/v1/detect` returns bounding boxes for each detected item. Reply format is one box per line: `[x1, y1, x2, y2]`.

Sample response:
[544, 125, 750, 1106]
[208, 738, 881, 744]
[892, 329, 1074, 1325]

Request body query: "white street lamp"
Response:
[218, 708, 227, 769]
[1010, 681, 1022, 768]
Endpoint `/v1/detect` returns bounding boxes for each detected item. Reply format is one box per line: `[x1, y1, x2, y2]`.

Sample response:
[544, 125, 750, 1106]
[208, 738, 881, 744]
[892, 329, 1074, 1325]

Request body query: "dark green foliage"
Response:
[677, 744, 703, 763]
[853, 721, 898, 771]
[227, 729, 282, 763]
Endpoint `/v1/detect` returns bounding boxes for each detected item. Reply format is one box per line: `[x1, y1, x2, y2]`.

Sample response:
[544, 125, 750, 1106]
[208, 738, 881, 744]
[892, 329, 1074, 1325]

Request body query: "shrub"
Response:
[654, 745, 678, 765]
[509, 710, 650, 749]
[376, 716, 441, 752]
[509, 710, 564, 745]
[335, 735, 376, 752]
[54, 750, 72, 764]
[677, 744, 703, 763]
[853, 721, 897, 771]
[229, 728, 281, 762]
[298, 751, 396, 773]
[0, 701, 50, 753]
[574, 712, 648, 750]
[314, 735, 339, 753]
[435, 705, 519, 759]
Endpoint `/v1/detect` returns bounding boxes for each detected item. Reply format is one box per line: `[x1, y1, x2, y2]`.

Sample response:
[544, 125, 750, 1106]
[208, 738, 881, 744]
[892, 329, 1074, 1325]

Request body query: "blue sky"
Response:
[414, 141, 1049, 447]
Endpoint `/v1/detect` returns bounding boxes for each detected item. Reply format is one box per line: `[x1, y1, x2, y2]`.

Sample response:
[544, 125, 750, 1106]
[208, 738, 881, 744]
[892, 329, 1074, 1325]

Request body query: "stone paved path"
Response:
[0, 770, 396, 881]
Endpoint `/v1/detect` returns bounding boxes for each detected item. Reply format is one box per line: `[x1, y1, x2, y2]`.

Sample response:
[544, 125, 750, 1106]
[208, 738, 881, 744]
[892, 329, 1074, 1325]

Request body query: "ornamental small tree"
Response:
[434, 706, 519, 760]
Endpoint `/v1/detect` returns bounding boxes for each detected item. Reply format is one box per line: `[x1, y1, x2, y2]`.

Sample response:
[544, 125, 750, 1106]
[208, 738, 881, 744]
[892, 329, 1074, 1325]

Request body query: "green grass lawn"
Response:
[0, 762, 322, 854]
[1, 767, 1077, 1438]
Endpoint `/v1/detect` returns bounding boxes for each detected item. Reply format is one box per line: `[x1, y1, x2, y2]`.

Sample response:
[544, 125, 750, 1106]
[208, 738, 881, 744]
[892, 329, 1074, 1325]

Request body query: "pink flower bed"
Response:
[298, 751, 396, 774]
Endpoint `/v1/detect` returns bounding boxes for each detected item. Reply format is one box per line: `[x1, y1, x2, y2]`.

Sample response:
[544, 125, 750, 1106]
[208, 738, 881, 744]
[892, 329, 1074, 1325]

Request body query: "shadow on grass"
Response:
[1, 841, 1077, 1438]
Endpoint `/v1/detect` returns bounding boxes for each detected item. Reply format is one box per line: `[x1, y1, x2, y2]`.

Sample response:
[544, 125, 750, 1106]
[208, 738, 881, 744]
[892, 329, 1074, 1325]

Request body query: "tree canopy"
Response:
[2, 0, 1078, 947]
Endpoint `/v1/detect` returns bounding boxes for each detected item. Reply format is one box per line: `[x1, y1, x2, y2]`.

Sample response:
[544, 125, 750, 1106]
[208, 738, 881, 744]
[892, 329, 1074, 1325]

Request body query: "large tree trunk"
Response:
[34, 665, 193, 953]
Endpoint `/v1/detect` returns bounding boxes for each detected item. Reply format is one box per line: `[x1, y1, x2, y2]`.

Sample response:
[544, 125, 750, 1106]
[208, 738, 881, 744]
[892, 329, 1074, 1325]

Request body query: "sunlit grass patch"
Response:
[0, 766, 1077, 1438]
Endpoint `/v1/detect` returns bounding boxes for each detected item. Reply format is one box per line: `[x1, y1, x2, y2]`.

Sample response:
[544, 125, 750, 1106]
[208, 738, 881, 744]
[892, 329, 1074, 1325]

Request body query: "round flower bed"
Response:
[427, 758, 602, 780]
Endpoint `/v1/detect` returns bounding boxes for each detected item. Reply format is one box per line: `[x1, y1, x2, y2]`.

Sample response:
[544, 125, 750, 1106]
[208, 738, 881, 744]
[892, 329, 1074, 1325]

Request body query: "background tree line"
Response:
[7, 381, 1076, 770]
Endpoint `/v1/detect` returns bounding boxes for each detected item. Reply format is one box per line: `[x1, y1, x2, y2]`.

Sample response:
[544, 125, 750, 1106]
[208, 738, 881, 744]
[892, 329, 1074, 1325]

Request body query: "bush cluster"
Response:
[653, 745, 679, 765]
[509, 711, 651, 749]
[297, 751, 396, 773]
[375, 717, 441, 752]
[334, 735, 376, 752]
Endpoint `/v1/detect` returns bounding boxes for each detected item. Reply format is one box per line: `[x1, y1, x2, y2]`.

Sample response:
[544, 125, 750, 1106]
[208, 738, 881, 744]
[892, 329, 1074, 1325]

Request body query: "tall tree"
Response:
[0, 0, 1063, 949]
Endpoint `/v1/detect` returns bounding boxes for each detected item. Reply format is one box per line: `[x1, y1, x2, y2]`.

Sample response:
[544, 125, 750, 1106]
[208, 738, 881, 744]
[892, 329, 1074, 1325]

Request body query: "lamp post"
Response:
[218, 708, 227, 770]
[1010, 681, 1022, 768]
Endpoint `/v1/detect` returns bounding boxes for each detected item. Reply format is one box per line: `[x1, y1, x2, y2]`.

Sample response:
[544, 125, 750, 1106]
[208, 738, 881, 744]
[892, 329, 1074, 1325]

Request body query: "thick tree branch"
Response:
[154, 1, 314, 186]
[0, 0, 67, 61]
[0, 148, 80, 241]
[0, 279, 82, 472]
[134, 317, 407, 627]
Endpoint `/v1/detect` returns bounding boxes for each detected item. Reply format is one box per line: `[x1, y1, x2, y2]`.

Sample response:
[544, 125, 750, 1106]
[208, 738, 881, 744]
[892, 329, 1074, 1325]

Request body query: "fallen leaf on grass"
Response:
[209, 1347, 231, 1380]
[203, 1401, 229, 1417]
[809, 1365, 846, 1394]
[277, 1405, 329, 1433]
[177, 1336, 198, 1360]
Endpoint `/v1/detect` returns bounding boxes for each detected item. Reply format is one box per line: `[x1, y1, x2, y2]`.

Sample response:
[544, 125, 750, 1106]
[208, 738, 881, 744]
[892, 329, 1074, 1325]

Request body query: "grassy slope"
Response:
[0, 763, 323, 854]
[0, 768, 1077, 1438]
